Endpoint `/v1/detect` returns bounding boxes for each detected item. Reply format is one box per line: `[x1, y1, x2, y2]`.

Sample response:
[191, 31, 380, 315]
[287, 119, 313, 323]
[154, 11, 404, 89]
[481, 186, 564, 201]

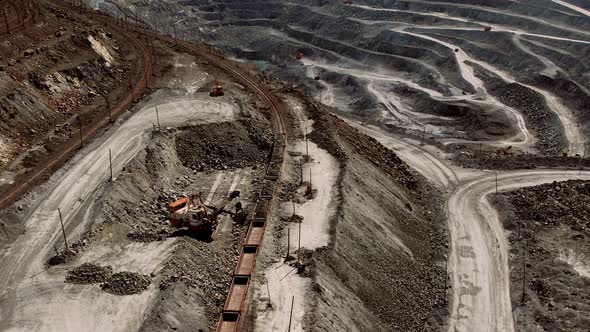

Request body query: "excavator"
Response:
[167, 191, 245, 239]
[210, 82, 224, 97]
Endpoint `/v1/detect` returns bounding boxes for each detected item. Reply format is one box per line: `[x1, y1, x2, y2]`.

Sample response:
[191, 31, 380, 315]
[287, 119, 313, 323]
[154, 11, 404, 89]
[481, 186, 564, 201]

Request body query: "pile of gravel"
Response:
[127, 230, 167, 242]
[101, 272, 151, 295]
[176, 121, 272, 172]
[65, 263, 113, 284]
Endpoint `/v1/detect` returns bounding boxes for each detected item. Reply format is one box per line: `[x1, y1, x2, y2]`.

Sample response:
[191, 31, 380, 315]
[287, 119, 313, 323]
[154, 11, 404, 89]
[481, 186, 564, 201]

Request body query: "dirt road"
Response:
[353, 123, 590, 332]
[0, 94, 238, 331]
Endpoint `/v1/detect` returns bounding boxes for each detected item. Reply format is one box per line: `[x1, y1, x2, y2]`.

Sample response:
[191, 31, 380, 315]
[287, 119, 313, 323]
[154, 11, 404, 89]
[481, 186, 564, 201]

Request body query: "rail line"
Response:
[0, 0, 39, 35]
[172, 40, 288, 332]
[3, 1, 288, 330]
[0, 0, 154, 208]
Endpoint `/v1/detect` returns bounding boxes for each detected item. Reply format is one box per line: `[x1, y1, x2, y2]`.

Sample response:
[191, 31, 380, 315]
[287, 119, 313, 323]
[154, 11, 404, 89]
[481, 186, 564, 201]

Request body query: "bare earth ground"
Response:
[0, 2, 174, 210]
[0, 33, 278, 330]
[243, 90, 448, 332]
[492, 180, 590, 332]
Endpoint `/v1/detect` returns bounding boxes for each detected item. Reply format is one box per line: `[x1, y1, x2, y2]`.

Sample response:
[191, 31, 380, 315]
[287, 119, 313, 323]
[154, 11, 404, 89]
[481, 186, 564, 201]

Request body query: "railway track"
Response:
[3, 1, 288, 330]
[1, 0, 38, 35]
[0, 0, 154, 208]
[173, 41, 288, 332]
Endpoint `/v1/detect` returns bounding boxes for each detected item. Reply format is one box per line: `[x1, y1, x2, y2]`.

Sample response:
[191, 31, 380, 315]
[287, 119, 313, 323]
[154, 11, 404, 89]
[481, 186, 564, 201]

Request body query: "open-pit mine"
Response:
[1, 1, 589, 331]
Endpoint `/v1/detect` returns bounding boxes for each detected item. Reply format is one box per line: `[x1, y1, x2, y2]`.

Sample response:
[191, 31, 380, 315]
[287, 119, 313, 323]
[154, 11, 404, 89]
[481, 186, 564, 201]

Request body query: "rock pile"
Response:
[301, 94, 418, 190]
[493, 180, 590, 331]
[65, 263, 113, 284]
[175, 121, 272, 172]
[481, 74, 566, 155]
[101, 272, 151, 295]
[502, 180, 590, 233]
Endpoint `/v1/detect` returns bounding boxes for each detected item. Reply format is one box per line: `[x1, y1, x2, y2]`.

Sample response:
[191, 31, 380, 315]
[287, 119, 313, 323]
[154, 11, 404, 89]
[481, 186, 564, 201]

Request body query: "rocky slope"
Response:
[492, 180, 590, 332]
[109, 0, 590, 155]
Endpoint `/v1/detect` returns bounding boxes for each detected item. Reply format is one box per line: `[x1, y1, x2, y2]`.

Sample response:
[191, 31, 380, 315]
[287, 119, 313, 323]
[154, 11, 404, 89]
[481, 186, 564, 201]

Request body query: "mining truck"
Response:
[168, 191, 244, 239]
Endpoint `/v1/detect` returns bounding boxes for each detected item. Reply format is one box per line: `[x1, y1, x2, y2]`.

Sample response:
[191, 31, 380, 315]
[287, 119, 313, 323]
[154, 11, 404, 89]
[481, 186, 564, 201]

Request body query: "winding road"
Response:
[352, 122, 590, 332]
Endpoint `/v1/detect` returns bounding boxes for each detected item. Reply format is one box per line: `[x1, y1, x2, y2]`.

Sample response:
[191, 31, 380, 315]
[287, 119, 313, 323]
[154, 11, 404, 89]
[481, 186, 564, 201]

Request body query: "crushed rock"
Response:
[101, 272, 151, 295]
[176, 120, 272, 172]
[65, 263, 113, 284]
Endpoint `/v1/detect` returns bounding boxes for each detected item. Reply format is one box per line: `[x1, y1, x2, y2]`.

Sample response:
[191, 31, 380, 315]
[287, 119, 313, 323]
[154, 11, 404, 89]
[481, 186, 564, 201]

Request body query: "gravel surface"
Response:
[65, 263, 113, 284]
[284, 92, 448, 331]
[492, 180, 590, 332]
[176, 119, 272, 172]
[101, 272, 151, 296]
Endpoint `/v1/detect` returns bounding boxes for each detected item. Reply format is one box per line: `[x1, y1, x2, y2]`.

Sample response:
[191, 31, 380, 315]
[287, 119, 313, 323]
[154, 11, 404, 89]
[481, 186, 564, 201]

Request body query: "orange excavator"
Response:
[168, 191, 244, 239]
[210, 83, 224, 97]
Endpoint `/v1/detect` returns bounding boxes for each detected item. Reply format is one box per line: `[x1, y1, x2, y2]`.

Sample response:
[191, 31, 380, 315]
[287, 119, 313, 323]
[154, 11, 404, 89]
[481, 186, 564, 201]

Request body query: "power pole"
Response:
[495, 171, 498, 194]
[156, 107, 161, 130]
[421, 126, 426, 146]
[287, 296, 295, 332]
[299, 160, 303, 185]
[109, 148, 113, 182]
[285, 227, 290, 262]
[77, 115, 83, 147]
[265, 275, 272, 308]
[305, 131, 309, 160]
[58, 208, 69, 250]
[297, 214, 302, 266]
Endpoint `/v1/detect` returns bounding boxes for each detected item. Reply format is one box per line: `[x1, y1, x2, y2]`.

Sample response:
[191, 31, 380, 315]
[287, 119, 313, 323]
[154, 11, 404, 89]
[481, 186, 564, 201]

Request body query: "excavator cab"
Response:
[168, 191, 245, 239]
[210, 84, 224, 97]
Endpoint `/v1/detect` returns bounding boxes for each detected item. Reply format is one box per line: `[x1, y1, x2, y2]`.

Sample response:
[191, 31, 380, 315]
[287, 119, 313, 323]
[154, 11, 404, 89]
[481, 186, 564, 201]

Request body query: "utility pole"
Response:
[299, 160, 303, 185]
[421, 126, 426, 146]
[58, 208, 69, 250]
[265, 275, 272, 308]
[109, 148, 113, 182]
[77, 115, 83, 147]
[292, 201, 296, 216]
[287, 296, 295, 332]
[305, 131, 309, 160]
[285, 228, 290, 262]
[495, 171, 498, 194]
[156, 107, 161, 130]
[298, 216, 302, 265]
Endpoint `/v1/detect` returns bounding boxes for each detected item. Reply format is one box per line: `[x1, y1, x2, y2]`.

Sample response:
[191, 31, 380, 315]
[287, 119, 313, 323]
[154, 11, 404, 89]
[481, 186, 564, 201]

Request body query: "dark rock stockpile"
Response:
[101, 272, 152, 296]
[478, 71, 567, 155]
[176, 120, 272, 172]
[453, 149, 590, 170]
[492, 180, 590, 331]
[65, 264, 152, 296]
[65, 263, 113, 284]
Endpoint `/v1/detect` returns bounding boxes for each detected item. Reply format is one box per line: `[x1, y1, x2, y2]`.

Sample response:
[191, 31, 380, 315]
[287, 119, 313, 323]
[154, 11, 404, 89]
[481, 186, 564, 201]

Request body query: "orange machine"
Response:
[295, 52, 304, 60]
[210, 84, 225, 97]
[168, 191, 243, 238]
